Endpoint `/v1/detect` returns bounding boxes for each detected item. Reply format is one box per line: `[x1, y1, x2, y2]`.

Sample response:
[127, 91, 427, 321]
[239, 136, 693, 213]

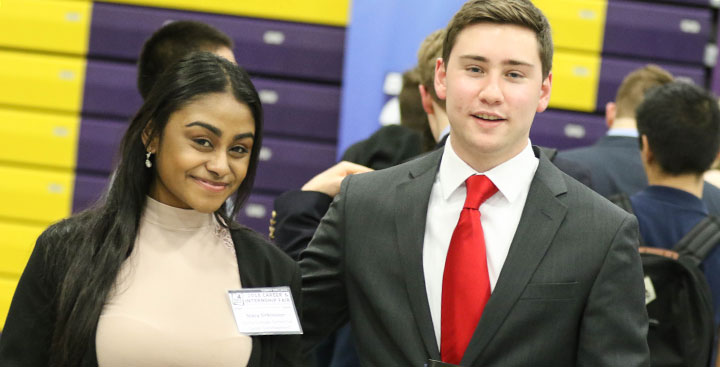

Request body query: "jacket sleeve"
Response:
[298, 177, 351, 356]
[0, 229, 59, 366]
[576, 214, 650, 366]
[272, 190, 333, 260]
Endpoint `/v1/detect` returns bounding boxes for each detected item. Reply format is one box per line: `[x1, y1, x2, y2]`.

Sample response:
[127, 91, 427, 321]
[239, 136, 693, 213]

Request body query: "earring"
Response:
[145, 151, 153, 168]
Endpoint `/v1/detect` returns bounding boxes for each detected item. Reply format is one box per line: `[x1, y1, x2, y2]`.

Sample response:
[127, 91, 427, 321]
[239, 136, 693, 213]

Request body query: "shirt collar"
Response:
[439, 136, 539, 203]
[439, 125, 451, 142]
[607, 128, 639, 138]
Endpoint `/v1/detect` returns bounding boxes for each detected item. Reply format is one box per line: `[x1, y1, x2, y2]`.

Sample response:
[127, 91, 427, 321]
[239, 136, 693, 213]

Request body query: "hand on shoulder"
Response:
[301, 161, 373, 197]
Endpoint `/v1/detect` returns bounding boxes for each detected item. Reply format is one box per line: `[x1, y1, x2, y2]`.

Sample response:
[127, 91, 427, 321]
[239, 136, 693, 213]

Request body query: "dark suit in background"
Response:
[299, 147, 649, 366]
[557, 135, 720, 214]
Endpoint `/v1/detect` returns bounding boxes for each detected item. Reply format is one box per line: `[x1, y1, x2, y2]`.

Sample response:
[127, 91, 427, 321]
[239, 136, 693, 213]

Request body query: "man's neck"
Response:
[610, 117, 637, 131]
[646, 168, 704, 198]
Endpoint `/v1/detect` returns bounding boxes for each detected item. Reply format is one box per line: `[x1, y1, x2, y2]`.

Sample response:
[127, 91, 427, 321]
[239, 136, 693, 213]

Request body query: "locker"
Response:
[89, 2, 346, 81]
[0, 0, 92, 55]
[0, 108, 79, 170]
[0, 165, 74, 224]
[76, 118, 127, 174]
[82, 60, 142, 119]
[82, 60, 341, 140]
[254, 137, 336, 193]
[535, 0, 607, 54]
[597, 57, 705, 112]
[548, 51, 602, 112]
[72, 173, 109, 213]
[255, 78, 340, 141]
[531, 109, 607, 150]
[236, 193, 275, 236]
[0, 51, 86, 113]
[96, 0, 349, 26]
[604, 1, 712, 65]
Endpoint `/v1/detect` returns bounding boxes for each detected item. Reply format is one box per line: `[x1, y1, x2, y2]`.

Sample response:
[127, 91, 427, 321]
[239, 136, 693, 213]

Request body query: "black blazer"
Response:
[0, 219, 302, 367]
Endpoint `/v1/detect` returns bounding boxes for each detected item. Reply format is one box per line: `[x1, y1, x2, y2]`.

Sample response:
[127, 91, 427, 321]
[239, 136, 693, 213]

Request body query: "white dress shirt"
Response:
[423, 137, 539, 349]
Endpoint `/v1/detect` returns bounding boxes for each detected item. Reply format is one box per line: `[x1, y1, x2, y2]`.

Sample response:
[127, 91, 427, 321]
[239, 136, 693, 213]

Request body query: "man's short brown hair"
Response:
[614, 65, 674, 119]
[417, 29, 446, 106]
[442, 0, 553, 79]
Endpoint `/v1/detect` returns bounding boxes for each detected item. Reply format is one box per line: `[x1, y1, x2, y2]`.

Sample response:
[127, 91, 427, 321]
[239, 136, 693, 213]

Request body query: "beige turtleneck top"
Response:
[96, 197, 252, 366]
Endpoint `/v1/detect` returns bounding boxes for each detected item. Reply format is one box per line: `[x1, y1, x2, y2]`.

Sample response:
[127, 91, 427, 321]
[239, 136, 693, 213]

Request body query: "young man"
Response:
[557, 65, 720, 216]
[137, 20, 235, 99]
[631, 81, 720, 366]
[299, 0, 649, 366]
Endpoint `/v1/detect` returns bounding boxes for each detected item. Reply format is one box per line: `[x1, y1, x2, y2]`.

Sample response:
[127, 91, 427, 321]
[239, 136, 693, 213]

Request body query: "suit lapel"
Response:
[461, 148, 569, 366]
[395, 149, 444, 360]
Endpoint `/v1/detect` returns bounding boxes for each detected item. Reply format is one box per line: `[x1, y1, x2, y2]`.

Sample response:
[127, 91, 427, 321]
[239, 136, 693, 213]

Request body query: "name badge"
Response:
[227, 287, 303, 335]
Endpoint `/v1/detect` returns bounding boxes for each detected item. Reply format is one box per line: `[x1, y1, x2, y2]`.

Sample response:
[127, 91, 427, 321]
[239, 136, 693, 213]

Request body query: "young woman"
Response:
[0, 52, 300, 367]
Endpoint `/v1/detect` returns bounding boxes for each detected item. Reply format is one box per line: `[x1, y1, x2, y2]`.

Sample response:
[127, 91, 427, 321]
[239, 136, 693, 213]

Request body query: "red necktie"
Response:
[441, 174, 498, 365]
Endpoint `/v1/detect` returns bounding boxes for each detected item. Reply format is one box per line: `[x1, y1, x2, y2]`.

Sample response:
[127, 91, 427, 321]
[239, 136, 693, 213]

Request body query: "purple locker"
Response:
[88, 2, 345, 82]
[603, 2, 712, 65]
[82, 60, 143, 119]
[254, 78, 340, 141]
[82, 60, 340, 140]
[236, 193, 275, 235]
[609, 0, 715, 8]
[597, 57, 705, 112]
[73, 173, 110, 213]
[531, 109, 607, 150]
[254, 137, 336, 193]
[77, 118, 127, 174]
[713, 24, 720, 95]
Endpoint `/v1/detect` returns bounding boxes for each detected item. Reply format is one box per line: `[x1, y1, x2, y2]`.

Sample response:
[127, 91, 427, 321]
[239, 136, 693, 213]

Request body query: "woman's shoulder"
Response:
[231, 226, 293, 261]
[231, 227, 300, 286]
[34, 213, 95, 261]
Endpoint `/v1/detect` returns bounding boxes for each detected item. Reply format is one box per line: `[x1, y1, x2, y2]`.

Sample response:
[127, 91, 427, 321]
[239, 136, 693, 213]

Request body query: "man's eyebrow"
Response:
[186, 121, 221, 137]
[459, 55, 489, 63]
[458, 55, 534, 68]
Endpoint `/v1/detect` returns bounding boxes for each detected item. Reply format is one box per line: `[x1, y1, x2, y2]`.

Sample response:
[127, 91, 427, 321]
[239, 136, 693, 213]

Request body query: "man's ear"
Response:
[605, 102, 616, 128]
[141, 121, 158, 152]
[536, 72, 552, 113]
[640, 134, 653, 164]
[434, 58, 448, 101]
[418, 84, 435, 115]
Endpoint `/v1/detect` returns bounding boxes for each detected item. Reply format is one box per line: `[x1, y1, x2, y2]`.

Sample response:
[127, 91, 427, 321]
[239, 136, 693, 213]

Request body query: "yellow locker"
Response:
[535, 0, 607, 54]
[0, 0, 92, 55]
[0, 276, 20, 330]
[549, 51, 601, 112]
[101, 0, 350, 26]
[0, 50, 86, 114]
[0, 165, 74, 225]
[0, 108, 80, 170]
[0, 221, 45, 278]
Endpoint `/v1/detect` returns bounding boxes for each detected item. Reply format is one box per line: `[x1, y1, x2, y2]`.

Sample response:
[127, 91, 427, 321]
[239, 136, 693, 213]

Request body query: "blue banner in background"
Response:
[337, 0, 466, 158]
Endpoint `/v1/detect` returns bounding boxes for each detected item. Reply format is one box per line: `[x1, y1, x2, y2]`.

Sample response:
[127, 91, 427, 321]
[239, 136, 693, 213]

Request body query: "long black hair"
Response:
[45, 52, 263, 366]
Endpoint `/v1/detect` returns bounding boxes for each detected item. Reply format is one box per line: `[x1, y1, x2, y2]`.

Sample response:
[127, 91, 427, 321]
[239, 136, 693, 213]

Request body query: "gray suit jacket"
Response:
[300, 147, 650, 366]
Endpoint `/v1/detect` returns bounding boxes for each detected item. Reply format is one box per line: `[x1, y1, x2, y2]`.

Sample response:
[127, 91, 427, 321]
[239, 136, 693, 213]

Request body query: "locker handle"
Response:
[259, 90, 279, 105]
[244, 204, 268, 219]
[679, 19, 701, 34]
[263, 31, 286, 45]
[564, 124, 586, 139]
[259, 147, 273, 161]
